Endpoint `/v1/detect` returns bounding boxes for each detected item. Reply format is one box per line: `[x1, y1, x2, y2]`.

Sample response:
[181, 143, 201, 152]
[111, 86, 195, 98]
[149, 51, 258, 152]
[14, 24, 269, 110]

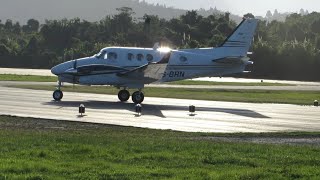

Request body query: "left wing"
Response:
[117, 62, 168, 81]
[117, 51, 171, 82]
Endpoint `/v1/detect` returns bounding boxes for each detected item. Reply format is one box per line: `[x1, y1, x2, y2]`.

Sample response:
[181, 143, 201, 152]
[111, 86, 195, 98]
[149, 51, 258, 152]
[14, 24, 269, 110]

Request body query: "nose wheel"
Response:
[132, 91, 144, 104]
[53, 90, 63, 101]
[53, 81, 63, 101]
[118, 90, 130, 102]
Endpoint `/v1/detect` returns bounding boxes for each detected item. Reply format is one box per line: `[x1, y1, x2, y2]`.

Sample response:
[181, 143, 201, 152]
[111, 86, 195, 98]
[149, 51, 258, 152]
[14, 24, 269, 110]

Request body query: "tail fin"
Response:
[220, 18, 258, 56]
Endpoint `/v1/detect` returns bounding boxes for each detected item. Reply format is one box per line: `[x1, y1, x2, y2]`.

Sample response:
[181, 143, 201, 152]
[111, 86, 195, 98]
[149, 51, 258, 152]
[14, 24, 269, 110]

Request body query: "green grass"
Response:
[11, 84, 320, 105]
[0, 74, 291, 86]
[0, 116, 319, 179]
[0, 74, 57, 82]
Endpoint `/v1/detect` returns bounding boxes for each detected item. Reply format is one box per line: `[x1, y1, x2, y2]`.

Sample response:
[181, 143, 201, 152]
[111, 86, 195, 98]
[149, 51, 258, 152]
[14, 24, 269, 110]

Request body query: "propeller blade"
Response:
[73, 60, 77, 69]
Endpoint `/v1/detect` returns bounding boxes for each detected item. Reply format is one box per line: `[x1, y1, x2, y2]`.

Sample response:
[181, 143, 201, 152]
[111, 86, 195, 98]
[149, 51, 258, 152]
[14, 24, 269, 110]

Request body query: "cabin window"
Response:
[108, 52, 117, 60]
[128, 53, 134, 60]
[146, 54, 153, 62]
[180, 56, 187, 62]
[137, 54, 144, 61]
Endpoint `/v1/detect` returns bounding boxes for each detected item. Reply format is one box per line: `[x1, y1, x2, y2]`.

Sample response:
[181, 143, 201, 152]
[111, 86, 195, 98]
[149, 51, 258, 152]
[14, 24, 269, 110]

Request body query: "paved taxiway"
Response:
[0, 85, 319, 133]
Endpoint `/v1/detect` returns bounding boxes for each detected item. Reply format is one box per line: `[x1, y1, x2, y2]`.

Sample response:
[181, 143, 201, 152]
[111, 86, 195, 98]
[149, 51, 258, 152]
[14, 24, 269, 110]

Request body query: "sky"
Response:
[144, 0, 320, 16]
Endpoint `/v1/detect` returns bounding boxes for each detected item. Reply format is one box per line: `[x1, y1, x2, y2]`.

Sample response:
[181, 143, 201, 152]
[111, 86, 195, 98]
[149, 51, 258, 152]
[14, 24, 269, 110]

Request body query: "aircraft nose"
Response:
[51, 64, 63, 75]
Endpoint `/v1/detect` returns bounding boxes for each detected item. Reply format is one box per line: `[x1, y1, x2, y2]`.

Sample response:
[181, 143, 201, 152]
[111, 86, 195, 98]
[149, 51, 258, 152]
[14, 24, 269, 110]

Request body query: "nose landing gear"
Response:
[53, 81, 63, 101]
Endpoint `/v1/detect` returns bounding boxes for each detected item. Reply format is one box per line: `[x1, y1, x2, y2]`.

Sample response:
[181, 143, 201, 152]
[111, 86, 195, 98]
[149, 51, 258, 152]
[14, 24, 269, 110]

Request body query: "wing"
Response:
[117, 52, 171, 82]
[117, 62, 168, 82]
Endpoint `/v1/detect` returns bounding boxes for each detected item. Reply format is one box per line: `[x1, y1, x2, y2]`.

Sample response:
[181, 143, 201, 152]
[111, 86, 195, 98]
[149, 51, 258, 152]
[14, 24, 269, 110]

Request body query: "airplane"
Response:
[51, 18, 258, 104]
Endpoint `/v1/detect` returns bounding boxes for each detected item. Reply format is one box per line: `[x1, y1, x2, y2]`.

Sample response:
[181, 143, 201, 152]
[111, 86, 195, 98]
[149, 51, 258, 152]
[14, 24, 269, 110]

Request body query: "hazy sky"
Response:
[144, 0, 320, 16]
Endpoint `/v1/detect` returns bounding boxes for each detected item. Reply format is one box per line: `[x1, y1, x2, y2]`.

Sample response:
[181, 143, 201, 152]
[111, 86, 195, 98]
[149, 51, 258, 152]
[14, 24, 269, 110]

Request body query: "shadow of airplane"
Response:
[43, 100, 269, 119]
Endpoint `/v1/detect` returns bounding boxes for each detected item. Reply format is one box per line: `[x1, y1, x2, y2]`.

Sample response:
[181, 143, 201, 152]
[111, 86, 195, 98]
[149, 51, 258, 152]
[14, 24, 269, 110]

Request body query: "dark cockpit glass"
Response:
[95, 50, 106, 59]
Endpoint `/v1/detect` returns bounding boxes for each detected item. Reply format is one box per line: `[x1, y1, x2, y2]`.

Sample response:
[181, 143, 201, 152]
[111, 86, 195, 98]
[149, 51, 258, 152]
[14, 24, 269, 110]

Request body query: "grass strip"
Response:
[0, 74, 57, 82]
[0, 115, 319, 179]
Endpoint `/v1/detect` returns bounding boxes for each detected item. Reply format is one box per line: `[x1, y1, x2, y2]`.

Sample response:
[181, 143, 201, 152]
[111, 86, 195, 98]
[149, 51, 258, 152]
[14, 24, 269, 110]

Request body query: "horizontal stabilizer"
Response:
[213, 56, 250, 64]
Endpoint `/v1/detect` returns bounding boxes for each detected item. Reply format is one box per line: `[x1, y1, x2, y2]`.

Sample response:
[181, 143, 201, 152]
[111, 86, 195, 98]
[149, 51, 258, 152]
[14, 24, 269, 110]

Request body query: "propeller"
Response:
[72, 60, 78, 88]
[73, 59, 77, 69]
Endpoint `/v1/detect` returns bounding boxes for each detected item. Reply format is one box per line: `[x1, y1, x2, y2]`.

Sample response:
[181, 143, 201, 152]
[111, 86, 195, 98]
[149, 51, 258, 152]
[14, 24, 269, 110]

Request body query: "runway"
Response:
[0, 85, 319, 133]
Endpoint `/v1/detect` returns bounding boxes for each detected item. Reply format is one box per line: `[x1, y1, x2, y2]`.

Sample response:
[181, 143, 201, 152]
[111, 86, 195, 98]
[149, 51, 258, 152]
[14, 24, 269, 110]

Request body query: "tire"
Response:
[132, 91, 144, 104]
[53, 90, 63, 101]
[118, 90, 130, 102]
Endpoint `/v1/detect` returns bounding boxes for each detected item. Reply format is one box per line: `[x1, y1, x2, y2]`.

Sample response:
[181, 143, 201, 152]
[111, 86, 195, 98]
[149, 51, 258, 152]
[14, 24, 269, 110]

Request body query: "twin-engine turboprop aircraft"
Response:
[51, 18, 258, 103]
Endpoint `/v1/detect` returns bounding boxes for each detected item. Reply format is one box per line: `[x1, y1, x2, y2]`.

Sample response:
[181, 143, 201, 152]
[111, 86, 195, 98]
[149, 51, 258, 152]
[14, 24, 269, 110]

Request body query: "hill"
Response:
[0, 0, 242, 24]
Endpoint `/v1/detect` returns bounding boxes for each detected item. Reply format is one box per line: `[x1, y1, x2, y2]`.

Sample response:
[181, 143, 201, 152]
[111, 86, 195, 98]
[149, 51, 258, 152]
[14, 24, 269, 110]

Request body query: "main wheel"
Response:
[53, 90, 63, 101]
[132, 91, 144, 104]
[118, 90, 130, 102]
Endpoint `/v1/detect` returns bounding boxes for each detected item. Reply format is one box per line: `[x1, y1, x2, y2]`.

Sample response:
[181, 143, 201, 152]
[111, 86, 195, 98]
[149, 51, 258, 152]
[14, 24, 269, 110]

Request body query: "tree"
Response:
[111, 7, 135, 34]
[209, 34, 225, 47]
[311, 19, 320, 34]
[216, 22, 233, 36]
[27, 19, 40, 32]
[266, 10, 273, 19]
[181, 10, 199, 26]
[244, 13, 255, 19]
[188, 39, 200, 48]
[4, 19, 13, 31]
[0, 44, 11, 56]
[12, 22, 21, 34]
[23, 36, 40, 55]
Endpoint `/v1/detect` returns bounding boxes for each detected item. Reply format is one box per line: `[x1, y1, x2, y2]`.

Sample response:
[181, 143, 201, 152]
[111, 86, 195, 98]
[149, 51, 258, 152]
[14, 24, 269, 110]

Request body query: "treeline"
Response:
[0, 8, 320, 81]
[0, 8, 235, 68]
[252, 12, 320, 81]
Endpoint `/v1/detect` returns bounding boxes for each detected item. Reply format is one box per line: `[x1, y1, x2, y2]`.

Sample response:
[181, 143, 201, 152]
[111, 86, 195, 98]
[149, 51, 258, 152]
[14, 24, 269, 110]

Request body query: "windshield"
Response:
[95, 50, 106, 59]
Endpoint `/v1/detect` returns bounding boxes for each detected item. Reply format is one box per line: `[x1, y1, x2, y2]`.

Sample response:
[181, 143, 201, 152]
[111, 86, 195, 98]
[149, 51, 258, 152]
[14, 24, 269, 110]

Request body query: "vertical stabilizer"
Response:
[220, 18, 258, 56]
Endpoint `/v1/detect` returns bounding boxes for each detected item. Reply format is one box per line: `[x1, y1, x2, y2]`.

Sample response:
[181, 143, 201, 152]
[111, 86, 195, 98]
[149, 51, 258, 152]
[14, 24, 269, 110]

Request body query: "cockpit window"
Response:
[96, 50, 106, 59]
[137, 54, 144, 61]
[128, 53, 134, 60]
[108, 52, 117, 60]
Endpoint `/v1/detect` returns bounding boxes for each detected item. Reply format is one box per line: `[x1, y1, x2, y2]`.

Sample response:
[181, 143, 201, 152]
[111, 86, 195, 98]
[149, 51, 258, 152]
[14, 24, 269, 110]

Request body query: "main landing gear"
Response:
[52, 83, 144, 104]
[118, 90, 130, 102]
[53, 81, 63, 101]
[132, 91, 144, 104]
[117, 89, 144, 104]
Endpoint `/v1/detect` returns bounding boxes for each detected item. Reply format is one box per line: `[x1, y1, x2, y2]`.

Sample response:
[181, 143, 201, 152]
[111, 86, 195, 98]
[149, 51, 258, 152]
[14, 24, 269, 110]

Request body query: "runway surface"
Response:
[0, 85, 319, 133]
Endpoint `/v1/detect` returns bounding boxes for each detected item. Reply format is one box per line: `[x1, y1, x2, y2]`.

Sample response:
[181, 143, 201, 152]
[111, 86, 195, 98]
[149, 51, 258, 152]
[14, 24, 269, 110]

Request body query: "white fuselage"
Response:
[51, 47, 248, 88]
